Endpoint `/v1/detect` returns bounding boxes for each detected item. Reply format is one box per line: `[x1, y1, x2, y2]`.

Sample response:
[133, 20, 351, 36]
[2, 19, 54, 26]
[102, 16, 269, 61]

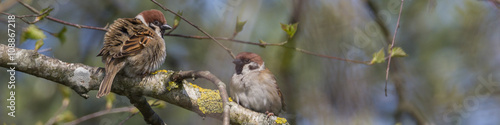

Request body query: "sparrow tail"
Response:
[96, 61, 125, 98]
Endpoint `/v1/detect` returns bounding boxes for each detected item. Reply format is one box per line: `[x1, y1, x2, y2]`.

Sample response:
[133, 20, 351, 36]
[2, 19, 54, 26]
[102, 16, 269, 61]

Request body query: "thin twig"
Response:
[167, 34, 287, 46]
[1, 12, 40, 24]
[1, 12, 39, 18]
[46, 16, 108, 31]
[64, 106, 136, 125]
[118, 112, 139, 125]
[16, 0, 108, 31]
[168, 34, 372, 64]
[38, 48, 53, 53]
[385, 0, 404, 96]
[150, 0, 236, 59]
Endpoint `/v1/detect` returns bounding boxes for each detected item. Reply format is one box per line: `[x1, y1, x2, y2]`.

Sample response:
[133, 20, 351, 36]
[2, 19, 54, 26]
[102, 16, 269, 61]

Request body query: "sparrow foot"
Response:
[265, 111, 275, 118]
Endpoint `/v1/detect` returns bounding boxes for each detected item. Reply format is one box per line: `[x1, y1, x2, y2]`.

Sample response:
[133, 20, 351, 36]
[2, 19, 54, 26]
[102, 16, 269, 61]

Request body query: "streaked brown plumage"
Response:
[230, 52, 285, 116]
[96, 10, 171, 98]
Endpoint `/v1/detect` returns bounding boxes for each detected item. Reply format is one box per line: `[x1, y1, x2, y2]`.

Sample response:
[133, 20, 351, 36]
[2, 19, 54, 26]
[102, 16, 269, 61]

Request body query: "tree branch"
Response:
[0, 44, 288, 125]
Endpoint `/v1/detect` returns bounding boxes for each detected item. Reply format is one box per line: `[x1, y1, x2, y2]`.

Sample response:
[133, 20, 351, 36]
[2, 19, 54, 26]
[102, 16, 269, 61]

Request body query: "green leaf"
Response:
[235, 17, 247, 33]
[35, 40, 44, 51]
[280, 23, 299, 38]
[390, 47, 408, 57]
[280, 23, 288, 32]
[37, 7, 53, 21]
[21, 25, 46, 43]
[55, 27, 67, 44]
[370, 48, 385, 64]
[174, 10, 183, 27]
[289, 23, 298, 38]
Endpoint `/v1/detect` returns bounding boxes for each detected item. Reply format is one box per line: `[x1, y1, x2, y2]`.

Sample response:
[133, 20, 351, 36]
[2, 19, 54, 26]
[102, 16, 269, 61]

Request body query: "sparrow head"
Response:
[233, 52, 264, 75]
[136, 9, 172, 37]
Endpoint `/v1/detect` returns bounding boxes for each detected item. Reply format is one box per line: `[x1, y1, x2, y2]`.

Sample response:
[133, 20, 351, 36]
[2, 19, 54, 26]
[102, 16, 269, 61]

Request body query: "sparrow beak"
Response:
[160, 24, 172, 37]
[232, 59, 242, 65]
[161, 24, 172, 31]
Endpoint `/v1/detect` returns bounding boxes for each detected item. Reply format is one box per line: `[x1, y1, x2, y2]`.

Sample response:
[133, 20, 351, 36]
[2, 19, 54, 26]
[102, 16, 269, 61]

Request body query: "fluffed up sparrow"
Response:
[96, 9, 171, 98]
[230, 52, 285, 116]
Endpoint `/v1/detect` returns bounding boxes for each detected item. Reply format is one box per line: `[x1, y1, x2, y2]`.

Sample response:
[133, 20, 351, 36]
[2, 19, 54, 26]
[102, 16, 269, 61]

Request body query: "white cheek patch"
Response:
[135, 15, 147, 26]
[241, 62, 265, 74]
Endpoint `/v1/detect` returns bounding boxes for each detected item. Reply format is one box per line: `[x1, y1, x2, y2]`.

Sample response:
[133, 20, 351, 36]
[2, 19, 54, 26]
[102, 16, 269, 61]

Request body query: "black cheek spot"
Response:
[249, 65, 259, 70]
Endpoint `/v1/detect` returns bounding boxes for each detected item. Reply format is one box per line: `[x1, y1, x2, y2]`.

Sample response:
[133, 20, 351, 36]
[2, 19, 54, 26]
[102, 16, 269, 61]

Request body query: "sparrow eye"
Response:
[243, 59, 250, 63]
[153, 21, 160, 26]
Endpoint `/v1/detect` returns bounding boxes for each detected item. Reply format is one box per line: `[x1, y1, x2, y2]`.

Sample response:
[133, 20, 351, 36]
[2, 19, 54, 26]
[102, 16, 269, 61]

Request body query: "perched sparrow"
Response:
[96, 9, 171, 98]
[230, 52, 285, 116]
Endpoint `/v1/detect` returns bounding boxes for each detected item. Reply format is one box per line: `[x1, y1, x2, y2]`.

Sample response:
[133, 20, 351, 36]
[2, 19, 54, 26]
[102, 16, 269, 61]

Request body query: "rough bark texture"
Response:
[0, 44, 289, 125]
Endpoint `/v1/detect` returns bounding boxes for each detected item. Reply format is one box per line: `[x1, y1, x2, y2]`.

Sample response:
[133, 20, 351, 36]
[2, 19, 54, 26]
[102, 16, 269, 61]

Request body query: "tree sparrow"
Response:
[230, 52, 285, 116]
[96, 9, 171, 98]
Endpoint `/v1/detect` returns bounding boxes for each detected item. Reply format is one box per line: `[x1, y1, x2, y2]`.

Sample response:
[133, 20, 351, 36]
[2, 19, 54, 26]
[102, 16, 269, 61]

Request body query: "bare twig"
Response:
[46, 16, 108, 31]
[150, 0, 235, 59]
[167, 34, 287, 46]
[366, 0, 427, 124]
[171, 70, 230, 125]
[168, 34, 372, 64]
[1, 12, 45, 24]
[64, 106, 136, 125]
[1, 12, 39, 18]
[16, 0, 108, 31]
[119, 112, 139, 125]
[385, 0, 404, 96]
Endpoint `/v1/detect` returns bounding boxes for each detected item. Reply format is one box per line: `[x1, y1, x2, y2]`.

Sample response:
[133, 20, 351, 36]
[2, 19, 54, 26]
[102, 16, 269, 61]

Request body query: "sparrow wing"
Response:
[98, 18, 155, 60]
[259, 69, 286, 112]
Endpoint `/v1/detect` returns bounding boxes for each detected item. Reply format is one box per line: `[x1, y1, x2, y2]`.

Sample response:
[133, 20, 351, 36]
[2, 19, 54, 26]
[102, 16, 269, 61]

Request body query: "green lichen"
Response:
[275, 117, 288, 124]
[191, 83, 223, 114]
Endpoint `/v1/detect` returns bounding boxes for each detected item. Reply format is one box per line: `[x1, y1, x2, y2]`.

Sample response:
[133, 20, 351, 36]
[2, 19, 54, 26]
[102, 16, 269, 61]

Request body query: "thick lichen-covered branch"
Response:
[0, 44, 289, 125]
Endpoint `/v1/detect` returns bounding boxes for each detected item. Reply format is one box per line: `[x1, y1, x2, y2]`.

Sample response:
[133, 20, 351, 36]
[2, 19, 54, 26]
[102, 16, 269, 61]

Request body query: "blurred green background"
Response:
[1, 0, 499, 124]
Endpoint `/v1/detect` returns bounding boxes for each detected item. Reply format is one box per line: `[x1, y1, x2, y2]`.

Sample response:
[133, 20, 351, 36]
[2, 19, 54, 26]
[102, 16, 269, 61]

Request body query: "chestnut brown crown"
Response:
[233, 52, 264, 65]
[137, 9, 171, 35]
